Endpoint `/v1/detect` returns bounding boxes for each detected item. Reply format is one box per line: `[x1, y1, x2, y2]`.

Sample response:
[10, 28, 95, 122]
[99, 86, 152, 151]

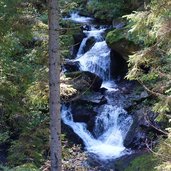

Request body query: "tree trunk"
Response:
[48, 0, 61, 170]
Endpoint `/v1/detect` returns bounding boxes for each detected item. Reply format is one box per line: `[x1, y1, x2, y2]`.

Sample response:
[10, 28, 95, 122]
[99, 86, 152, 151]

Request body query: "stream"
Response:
[62, 13, 133, 162]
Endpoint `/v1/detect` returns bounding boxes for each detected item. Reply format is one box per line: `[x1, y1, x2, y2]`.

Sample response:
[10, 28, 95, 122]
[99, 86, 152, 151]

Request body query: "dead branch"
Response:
[145, 114, 168, 135]
[138, 80, 165, 97]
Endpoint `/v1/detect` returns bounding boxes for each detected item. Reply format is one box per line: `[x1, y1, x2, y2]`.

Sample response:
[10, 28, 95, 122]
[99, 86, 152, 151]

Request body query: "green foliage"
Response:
[0, 131, 10, 144]
[8, 113, 49, 167]
[60, 34, 74, 58]
[0, 0, 82, 169]
[124, 11, 157, 46]
[125, 0, 171, 117]
[59, 0, 84, 16]
[156, 162, 171, 171]
[0, 164, 39, 171]
[123, 1, 171, 170]
[87, 0, 125, 21]
[125, 154, 157, 171]
[60, 75, 77, 101]
[0, 0, 50, 169]
[154, 127, 171, 171]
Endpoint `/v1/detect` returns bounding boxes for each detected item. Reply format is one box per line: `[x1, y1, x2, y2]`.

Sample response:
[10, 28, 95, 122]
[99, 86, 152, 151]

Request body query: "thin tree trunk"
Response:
[48, 0, 61, 170]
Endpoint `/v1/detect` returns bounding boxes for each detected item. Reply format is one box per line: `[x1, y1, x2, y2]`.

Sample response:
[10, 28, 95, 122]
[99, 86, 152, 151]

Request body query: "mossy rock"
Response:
[124, 154, 157, 171]
[106, 29, 139, 60]
[106, 29, 125, 44]
[65, 71, 102, 92]
[86, 0, 125, 22]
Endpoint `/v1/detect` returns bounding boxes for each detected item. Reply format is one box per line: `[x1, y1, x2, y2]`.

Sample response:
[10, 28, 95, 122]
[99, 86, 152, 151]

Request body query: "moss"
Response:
[125, 154, 157, 171]
[14, 164, 39, 171]
[87, 0, 125, 22]
[106, 29, 125, 45]
[0, 164, 39, 171]
[106, 28, 138, 60]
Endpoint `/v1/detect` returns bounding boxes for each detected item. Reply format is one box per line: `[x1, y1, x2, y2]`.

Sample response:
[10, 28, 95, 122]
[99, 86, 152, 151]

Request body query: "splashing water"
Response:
[62, 105, 132, 160]
[76, 41, 111, 80]
[65, 12, 93, 23]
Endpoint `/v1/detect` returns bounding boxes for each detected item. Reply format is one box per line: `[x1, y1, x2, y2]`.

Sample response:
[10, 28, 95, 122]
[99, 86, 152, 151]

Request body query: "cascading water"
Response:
[74, 26, 110, 81]
[62, 13, 133, 160]
[62, 105, 132, 160]
[65, 12, 93, 23]
[76, 41, 111, 80]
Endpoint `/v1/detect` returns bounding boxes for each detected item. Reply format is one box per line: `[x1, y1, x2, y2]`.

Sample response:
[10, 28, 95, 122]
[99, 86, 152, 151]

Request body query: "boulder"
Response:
[81, 24, 91, 31]
[62, 120, 83, 145]
[80, 92, 107, 104]
[65, 71, 103, 92]
[83, 36, 96, 53]
[71, 104, 97, 123]
[106, 29, 139, 61]
[124, 108, 158, 149]
[72, 32, 86, 56]
[63, 60, 80, 72]
[114, 151, 148, 171]
[110, 50, 128, 79]
[104, 81, 150, 109]
[123, 111, 146, 149]
[70, 101, 97, 132]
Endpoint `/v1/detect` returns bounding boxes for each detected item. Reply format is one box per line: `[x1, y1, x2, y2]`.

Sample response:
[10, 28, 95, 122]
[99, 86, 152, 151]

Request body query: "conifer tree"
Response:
[48, 0, 62, 170]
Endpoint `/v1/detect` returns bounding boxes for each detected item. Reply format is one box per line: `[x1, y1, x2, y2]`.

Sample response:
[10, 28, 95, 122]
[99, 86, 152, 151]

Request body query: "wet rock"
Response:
[106, 29, 139, 61]
[140, 91, 149, 99]
[71, 105, 97, 123]
[62, 121, 84, 145]
[63, 60, 80, 72]
[105, 81, 149, 110]
[70, 102, 97, 132]
[84, 36, 96, 53]
[72, 32, 86, 56]
[80, 92, 107, 104]
[110, 50, 128, 79]
[66, 71, 103, 92]
[124, 108, 158, 149]
[114, 151, 147, 171]
[123, 111, 145, 149]
[81, 24, 91, 31]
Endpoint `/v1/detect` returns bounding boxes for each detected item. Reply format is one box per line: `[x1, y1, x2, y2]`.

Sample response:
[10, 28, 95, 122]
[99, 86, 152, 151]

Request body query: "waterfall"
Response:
[62, 105, 132, 160]
[62, 13, 133, 160]
[76, 41, 111, 80]
[64, 12, 93, 23]
[75, 26, 110, 81]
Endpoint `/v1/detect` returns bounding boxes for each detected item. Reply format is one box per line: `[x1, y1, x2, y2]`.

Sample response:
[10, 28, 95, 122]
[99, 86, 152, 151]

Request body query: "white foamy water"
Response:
[76, 41, 111, 80]
[76, 27, 106, 58]
[101, 80, 118, 91]
[65, 12, 93, 23]
[62, 105, 132, 160]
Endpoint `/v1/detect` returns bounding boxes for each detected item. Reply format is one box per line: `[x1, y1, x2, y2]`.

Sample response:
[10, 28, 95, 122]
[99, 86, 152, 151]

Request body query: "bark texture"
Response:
[48, 0, 61, 170]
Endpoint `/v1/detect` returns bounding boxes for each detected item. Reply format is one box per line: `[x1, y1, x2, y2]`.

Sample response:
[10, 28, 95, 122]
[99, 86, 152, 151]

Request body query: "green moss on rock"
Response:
[125, 154, 157, 171]
[87, 0, 125, 22]
[106, 29, 125, 45]
[106, 29, 139, 60]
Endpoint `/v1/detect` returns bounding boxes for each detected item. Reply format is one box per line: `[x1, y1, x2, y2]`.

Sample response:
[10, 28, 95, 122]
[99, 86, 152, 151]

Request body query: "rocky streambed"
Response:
[61, 13, 162, 170]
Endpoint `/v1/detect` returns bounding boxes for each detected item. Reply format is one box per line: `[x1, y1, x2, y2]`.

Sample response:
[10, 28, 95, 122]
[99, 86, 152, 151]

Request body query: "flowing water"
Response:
[66, 12, 93, 23]
[62, 13, 133, 160]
